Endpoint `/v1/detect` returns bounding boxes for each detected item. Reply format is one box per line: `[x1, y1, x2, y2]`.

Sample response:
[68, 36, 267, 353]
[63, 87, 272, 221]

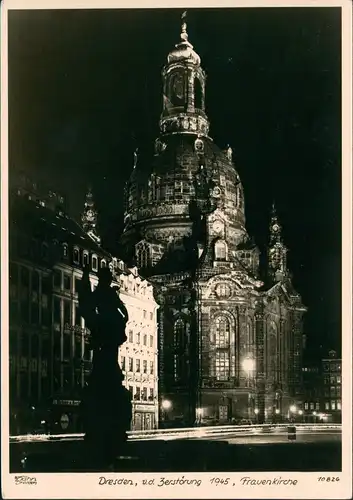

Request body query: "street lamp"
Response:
[289, 405, 297, 414]
[161, 399, 172, 411]
[275, 409, 280, 415]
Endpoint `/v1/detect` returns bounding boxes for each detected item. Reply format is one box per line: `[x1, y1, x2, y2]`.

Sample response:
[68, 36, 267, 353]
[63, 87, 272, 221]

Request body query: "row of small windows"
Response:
[127, 385, 155, 402]
[121, 357, 154, 374]
[323, 362, 341, 372]
[304, 401, 342, 411]
[128, 331, 154, 347]
[323, 375, 341, 385]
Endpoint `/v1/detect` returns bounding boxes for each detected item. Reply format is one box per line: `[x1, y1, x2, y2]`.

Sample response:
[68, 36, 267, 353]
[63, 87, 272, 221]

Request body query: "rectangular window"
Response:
[143, 335, 147, 346]
[63, 300, 71, 325]
[129, 330, 133, 343]
[331, 401, 336, 411]
[63, 274, 71, 291]
[75, 303, 81, 326]
[143, 310, 147, 319]
[136, 359, 141, 372]
[149, 388, 154, 400]
[141, 387, 147, 400]
[135, 386, 140, 400]
[315, 402, 320, 410]
[150, 312, 153, 321]
[63, 334, 71, 360]
[336, 386, 341, 397]
[304, 402, 308, 410]
[136, 332, 140, 344]
[53, 269, 61, 289]
[121, 356, 126, 371]
[128, 357, 133, 372]
[150, 335, 153, 348]
[215, 351, 230, 381]
[310, 402, 314, 410]
[337, 375, 341, 384]
[150, 361, 154, 375]
[53, 296, 61, 325]
[330, 375, 336, 384]
[143, 360, 147, 373]
[325, 402, 330, 410]
[337, 400, 341, 410]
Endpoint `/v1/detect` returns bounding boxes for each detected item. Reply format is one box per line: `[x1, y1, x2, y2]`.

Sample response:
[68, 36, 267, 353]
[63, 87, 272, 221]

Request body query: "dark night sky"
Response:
[8, 8, 342, 357]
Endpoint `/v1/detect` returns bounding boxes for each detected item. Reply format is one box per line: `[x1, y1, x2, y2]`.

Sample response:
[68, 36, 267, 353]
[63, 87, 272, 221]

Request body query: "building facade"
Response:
[121, 16, 306, 425]
[321, 350, 342, 422]
[9, 174, 159, 434]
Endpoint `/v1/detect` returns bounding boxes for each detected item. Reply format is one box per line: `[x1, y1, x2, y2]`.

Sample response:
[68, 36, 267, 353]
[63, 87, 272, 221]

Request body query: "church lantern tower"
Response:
[268, 203, 288, 283]
[81, 187, 101, 245]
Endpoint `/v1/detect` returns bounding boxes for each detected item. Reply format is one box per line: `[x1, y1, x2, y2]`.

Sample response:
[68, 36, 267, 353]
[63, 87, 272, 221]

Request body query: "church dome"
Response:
[167, 40, 201, 66]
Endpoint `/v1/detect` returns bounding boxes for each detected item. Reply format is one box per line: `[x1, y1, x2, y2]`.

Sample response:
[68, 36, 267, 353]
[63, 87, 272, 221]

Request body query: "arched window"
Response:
[267, 320, 278, 381]
[92, 255, 98, 271]
[136, 243, 150, 269]
[194, 77, 202, 109]
[173, 318, 185, 350]
[62, 243, 68, 259]
[101, 259, 106, 268]
[41, 242, 48, 261]
[215, 240, 227, 261]
[211, 315, 231, 381]
[83, 251, 89, 268]
[73, 247, 80, 264]
[214, 316, 230, 347]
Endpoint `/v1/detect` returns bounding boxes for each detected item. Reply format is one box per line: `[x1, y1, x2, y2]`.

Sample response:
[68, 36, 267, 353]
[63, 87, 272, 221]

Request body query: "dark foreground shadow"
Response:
[10, 438, 342, 473]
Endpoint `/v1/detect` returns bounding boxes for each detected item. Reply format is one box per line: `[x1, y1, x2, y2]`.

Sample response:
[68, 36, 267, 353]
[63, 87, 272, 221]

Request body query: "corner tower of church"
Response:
[121, 13, 306, 427]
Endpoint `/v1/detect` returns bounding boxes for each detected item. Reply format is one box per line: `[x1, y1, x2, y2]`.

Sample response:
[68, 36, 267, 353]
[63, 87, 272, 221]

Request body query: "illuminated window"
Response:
[215, 351, 230, 381]
[214, 316, 230, 347]
[214, 240, 227, 261]
[315, 402, 320, 410]
[310, 402, 314, 410]
[62, 244, 68, 258]
[337, 400, 341, 410]
[304, 402, 308, 410]
[331, 401, 336, 410]
[92, 256, 98, 271]
[337, 376, 341, 384]
[174, 318, 185, 350]
[325, 402, 330, 410]
[83, 252, 89, 267]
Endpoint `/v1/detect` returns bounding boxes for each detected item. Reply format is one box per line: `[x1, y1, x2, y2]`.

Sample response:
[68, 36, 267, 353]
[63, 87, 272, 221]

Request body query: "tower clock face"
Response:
[272, 224, 279, 232]
[86, 209, 95, 221]
[213, 220, 224, 234]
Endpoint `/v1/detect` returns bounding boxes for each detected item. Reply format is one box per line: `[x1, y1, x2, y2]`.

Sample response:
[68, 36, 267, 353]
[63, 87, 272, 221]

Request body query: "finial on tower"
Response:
[133, 148, 139, 169]
[82, 186, 101, 245]
[181, 10, 188, 42]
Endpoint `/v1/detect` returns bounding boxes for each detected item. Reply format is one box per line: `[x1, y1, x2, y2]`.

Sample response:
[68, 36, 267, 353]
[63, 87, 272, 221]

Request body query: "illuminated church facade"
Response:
[121, 15, 306, 425]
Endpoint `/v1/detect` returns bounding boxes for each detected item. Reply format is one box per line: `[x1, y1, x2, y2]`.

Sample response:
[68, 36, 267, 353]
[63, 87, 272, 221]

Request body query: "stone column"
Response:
[255, 309, 265, 424]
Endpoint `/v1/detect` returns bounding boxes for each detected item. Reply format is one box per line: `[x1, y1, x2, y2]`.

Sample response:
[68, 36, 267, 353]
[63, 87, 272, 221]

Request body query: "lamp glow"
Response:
[275, 409, 280, 414]
[161, 399, 172, 410]
[289, 405, 297, 413]
[298, 410, 303, 415]
[242, 357, 255, 373]
[254, 408, 259, 415]
[196, 408, 204, 417]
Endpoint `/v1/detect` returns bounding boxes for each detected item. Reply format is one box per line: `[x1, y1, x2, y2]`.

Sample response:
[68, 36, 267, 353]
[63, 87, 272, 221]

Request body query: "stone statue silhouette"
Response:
[77, 265, 132, 470]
